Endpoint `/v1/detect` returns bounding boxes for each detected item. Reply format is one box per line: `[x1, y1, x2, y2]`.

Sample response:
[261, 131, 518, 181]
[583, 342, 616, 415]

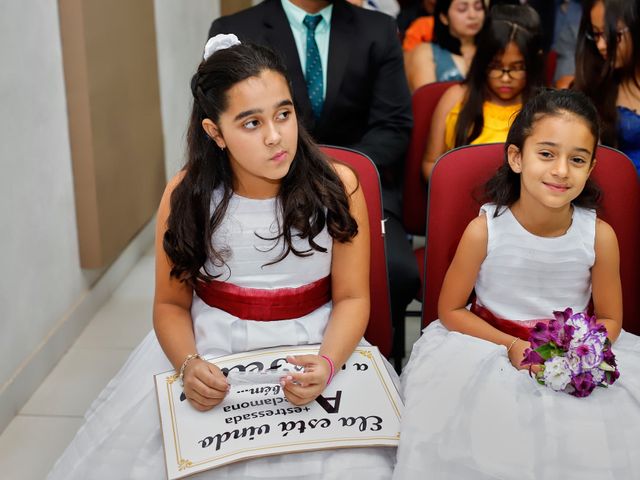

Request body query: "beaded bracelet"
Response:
[506, 337, 519, 354]
[179, 353, 202, 385]
[320, 354, 335, 385]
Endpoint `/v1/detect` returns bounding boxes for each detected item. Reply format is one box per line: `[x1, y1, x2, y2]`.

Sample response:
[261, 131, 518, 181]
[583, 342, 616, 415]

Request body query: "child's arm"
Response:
[422, 84, 466, 181]
[283, 164, 370, 405]
[591, 219, 623, 342]
[438, 214, 533, 369]
[153, 174, 228, 411]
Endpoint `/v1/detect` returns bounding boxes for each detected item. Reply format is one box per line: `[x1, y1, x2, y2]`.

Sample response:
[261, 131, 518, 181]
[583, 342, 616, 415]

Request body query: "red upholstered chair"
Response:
[422, 143, 502, 327]
[545, 50, 558, 87]
[320, 145, 393, 357]
[402, 81, 457, 303]
[421, 143, 640, 337]
[591, 147, 640, 335]
[403, 81, 458, 236]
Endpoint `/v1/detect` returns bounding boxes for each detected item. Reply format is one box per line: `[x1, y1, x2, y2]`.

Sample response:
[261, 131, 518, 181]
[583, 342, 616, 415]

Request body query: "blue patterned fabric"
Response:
[432, 43, 464, 82]
[303, 14, 324, 119]
[618, 106, 640, 175]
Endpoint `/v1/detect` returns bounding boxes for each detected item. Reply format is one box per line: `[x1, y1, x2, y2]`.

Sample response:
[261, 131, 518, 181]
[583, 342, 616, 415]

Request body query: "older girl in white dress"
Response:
[47, 36, 396, 479]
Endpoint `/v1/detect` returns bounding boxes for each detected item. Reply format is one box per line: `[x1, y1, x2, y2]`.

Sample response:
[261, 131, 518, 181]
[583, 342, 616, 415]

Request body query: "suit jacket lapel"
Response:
[262, 0, 315, 128]
[319, 2, 354, 128]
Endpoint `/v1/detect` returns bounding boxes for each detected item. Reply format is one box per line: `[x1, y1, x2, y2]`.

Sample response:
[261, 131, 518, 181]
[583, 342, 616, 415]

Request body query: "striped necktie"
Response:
[303, 14, 323, 120]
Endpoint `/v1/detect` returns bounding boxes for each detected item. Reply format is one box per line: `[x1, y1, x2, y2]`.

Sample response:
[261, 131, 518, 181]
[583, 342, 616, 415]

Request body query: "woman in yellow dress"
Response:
[422, 4, 545, 181]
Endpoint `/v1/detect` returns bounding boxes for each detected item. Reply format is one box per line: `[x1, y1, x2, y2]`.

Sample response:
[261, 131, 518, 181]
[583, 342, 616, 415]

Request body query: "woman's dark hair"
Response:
[574, 0, 640, 147]
[453, 4, 544, 147]
[164, 42, 357, 285]
[484, 89, 602, 213]
[433, 0, 487, 55]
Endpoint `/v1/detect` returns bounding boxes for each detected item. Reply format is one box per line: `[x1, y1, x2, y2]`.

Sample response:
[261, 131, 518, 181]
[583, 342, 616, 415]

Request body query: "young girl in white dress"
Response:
[395, 89, 640, 479]
[47, 36, 396, 479]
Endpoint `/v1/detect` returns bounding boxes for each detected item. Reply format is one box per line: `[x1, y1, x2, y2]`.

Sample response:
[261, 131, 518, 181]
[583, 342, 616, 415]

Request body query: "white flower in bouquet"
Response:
[565, 351, 582, 375]
[566, 315, 589, 348]
[574, 334, 606, 370]
[590, 368, 605, 384]
[542, 356, 572, 392]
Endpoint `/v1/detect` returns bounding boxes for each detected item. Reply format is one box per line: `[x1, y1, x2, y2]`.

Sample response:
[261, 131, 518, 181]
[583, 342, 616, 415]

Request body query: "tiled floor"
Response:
[0, 248, 423, 479]
[0, 249, 156, 480]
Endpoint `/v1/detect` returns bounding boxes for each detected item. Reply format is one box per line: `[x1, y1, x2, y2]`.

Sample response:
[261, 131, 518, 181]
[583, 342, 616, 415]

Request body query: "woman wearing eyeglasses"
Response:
[422, 4, 545, 181]
[575, 0, 640, 174]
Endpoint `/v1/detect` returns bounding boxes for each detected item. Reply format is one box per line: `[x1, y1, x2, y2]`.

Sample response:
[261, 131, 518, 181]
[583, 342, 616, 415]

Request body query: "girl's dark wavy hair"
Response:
[484, 89, 602, 215]
[433, 0, 487, 55]
[574, 0, 640, 147]
[164, 42, 358, 285]
[454, 4, 544, 148]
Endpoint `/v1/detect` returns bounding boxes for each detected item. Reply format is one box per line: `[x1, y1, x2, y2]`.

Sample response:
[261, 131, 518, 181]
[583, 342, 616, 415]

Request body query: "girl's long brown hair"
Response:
[164, 43, 357, 285]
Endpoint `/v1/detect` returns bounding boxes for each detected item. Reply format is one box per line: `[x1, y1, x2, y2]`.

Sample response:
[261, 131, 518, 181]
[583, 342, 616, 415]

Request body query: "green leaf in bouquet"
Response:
[534, 342, 563, 360]
[599, 361, 616, 372]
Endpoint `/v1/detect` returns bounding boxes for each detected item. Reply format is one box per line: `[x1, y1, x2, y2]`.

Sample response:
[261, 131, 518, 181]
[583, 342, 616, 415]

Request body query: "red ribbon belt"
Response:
[195, 275, 331, 321]
[471, 301, 549, 340]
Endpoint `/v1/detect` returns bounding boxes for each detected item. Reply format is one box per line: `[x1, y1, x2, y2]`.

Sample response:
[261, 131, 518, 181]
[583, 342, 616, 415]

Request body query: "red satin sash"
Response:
[195, 276, 331, 321]
[470, 301, 549, 340]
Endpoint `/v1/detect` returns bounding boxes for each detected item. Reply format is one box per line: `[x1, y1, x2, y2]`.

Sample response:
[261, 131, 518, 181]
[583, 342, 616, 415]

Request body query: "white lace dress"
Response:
[394, 204, 640, 480]
[47, 192, 396, 480]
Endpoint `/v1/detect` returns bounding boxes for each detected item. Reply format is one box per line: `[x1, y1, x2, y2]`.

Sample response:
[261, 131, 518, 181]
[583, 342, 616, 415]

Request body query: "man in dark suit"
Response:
[209, 0, 418, 369]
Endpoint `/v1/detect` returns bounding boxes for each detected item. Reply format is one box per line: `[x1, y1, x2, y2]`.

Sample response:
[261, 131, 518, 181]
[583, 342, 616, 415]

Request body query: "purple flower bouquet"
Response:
[521, 308, 620, 397]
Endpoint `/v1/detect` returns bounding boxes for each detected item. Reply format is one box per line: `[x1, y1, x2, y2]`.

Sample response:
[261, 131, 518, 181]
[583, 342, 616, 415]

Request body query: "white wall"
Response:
[154, 0, 221, 179]
[0, 0, 89, 427]
[0, 0, 221, 434]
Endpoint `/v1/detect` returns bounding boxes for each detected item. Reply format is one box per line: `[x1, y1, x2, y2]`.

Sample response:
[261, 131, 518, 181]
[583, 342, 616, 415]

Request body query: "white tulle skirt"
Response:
[394, 321, 640, 480]
[46, 330, 396, 480]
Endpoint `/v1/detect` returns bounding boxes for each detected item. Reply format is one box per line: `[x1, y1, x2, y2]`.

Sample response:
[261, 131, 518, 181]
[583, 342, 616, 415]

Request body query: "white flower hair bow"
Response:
[203, 33, 241, 60]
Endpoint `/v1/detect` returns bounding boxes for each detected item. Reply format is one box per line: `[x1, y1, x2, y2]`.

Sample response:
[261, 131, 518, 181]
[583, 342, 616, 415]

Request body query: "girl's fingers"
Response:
[282, 369, 324, 388]
[283, 386, 316, 406]
[284, 392, 307, 406]
[285, 355, 330, 384]
[287, 371, 311, 385]
[186, 388, 218, 406]
[198, 374, 228, 392]
[282, 375, 325, 402]
[202, 364, 229, 390]
[282, 381, 308, 398]
[191, 379, 228, 400]
[186, 394, 214, 411]
[286, 354, 319, 368]
[185, 361, 228, 391]
[184, 366, 228, 400]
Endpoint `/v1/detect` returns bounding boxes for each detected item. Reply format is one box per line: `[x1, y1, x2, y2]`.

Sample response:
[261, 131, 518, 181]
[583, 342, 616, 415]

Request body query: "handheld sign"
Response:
[155, 345, 402, 479]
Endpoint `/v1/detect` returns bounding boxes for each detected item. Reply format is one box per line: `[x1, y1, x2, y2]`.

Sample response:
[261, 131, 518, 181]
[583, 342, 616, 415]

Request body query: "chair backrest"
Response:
[422, 143, 503, 327]
[402, 81, 457, 235]
[422, 143, 640, 336]
[545, 50, 558, 87]
[320, 145, 393, 356]
[590, 147, 640, 334]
